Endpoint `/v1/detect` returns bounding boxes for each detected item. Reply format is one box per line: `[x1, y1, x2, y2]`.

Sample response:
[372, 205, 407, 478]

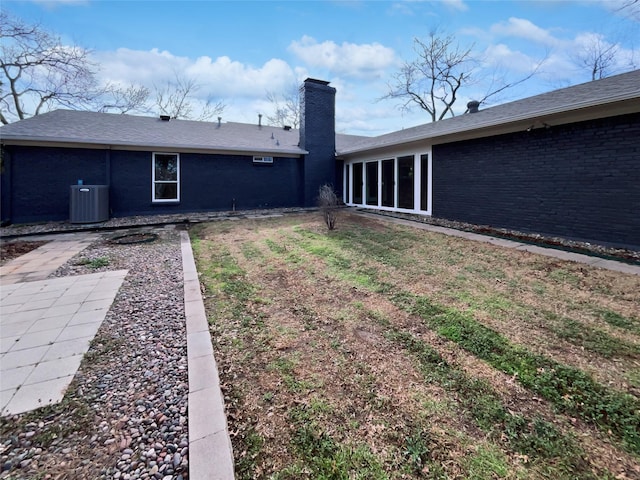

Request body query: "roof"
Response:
[337, 69, 640, 156]
[0, 110, 308, 156]
[2, 70, 638, 157]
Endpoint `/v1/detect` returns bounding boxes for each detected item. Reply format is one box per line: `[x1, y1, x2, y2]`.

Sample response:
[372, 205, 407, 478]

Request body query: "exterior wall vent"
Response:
[253, 156, 274, 165]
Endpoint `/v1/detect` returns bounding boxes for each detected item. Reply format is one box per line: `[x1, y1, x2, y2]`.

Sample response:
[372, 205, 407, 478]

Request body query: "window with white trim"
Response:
[152, 153, 180, 202]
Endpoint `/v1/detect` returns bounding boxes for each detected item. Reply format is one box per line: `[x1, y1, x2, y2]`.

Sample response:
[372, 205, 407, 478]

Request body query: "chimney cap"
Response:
[304, 78, 330, 86]
[467, 100, 480, 113]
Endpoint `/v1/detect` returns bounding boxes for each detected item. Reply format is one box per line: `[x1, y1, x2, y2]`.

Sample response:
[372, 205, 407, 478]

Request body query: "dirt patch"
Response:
[0, 240, 47, 265]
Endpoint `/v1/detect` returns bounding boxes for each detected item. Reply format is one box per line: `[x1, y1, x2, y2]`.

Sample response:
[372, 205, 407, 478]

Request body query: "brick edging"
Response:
[180, 231, 235, 479]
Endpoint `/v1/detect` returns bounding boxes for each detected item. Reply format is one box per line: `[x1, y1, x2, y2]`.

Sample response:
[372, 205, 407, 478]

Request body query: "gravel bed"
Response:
[0, 226, 189, 479]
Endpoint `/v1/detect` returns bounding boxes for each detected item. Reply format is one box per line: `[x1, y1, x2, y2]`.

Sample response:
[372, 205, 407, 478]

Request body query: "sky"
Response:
[2, 0, 639, 135]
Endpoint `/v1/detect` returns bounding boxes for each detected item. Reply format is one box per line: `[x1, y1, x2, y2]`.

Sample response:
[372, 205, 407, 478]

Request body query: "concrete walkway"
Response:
[0, 233, 100, 285]
[0, 270, 127, 415]
[356, 211, 640, 276]
[0, 233, 128, 415]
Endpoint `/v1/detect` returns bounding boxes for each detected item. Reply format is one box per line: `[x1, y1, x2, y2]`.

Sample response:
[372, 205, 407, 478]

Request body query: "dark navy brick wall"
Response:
[179, 153, 303, 213]
[110, 152, 303, 217]
[299, 79, 337, 207]
[5, 146, 304, 223]
[5, 146, 107, 223]
[432, 113, 640, 249]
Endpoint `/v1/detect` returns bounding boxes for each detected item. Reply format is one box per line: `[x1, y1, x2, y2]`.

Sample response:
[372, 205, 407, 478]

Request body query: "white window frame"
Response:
[343, 147, 432, 216]
[152, 152, 180, 203]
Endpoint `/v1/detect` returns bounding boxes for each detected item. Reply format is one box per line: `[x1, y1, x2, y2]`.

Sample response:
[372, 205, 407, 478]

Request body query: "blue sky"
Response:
[3, 0, 639, 135]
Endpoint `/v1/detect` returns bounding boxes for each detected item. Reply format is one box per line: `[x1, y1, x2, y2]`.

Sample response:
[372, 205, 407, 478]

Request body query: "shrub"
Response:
[317, 184, 339, 230]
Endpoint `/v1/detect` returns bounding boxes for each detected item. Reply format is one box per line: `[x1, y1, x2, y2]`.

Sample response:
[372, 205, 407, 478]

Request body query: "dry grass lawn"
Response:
[190, 211, 640, 480]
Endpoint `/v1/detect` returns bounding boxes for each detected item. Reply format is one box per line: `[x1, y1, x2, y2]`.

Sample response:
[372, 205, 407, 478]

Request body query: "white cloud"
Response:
[288, 35, 398, 79]
[491, 17, 559, 47]
[93, 48, 297, 100]
[29, 0, 89, 8]
[439, 0, 468, 12]
[390, 0, 468, 15]
[482, 43, 546, 74]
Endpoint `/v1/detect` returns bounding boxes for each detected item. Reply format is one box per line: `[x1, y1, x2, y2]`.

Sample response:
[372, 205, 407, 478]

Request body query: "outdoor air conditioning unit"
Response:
[70, 185, 109, 223]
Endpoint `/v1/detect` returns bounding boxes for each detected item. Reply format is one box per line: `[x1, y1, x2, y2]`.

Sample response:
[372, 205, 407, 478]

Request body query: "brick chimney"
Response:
[299, 78, 336, 207]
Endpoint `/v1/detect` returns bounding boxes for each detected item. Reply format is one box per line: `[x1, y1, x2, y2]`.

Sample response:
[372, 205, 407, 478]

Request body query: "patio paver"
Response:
[0, 270, 128, 416]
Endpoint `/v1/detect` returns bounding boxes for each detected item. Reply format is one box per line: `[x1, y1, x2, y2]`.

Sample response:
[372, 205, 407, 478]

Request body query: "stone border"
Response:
[180, 231, 235, 480]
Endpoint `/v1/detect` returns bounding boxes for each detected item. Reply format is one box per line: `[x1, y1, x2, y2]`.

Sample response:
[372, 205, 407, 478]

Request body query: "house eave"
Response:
[0, 138, 307, 158]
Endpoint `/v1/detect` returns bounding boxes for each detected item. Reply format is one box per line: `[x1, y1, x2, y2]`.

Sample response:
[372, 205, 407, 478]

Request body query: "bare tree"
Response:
[265, 83, 300, 128]
[0, 12, 98, 124]
[617, 0, 640, 21]
[0, 12, 150, 123]
[573, 35, 619, 80]
[318, 184, 340, 231]
[155, 73, 224, 121]
[97, 83, 151, 114]
[384, 29, 541, 121]
[384, 31, 476, 122]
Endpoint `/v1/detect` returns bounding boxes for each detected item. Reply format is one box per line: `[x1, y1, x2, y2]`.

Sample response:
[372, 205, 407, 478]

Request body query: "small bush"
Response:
[317, 184, 339, 230]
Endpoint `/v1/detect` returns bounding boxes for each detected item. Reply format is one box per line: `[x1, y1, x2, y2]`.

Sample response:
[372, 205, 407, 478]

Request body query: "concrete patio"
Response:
[0, 233, 127, 415]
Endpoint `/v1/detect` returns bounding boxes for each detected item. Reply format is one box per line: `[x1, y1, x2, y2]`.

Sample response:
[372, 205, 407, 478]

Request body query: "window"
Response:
[352, 163, 363, 204]
[152, 153, 179, 202]
[253, 156, 274, 164]
[344, 164, 350, 204]
[366, 161, 378, 206]
[420, 153, 429, 212]
[381, 159, 394, 207]
[398, 155, 414, 209]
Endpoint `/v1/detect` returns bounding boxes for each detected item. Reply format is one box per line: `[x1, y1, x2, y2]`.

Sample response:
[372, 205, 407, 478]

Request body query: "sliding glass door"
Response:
[398, 155, 414, 210]
[346, 151, 429, 213]
[381, 159, 394, 207]
[352, 163, 363, 204]
[420, 153, 429, 212]
[366, 161, 378, 205]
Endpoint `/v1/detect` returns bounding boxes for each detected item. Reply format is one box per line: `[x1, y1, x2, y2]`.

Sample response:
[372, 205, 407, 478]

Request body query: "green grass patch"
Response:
[546, 312, 639, 358]
[395, 294, 640, 454]
[595, 308, 640, 333]
[283, 405, 389, 480]
[265, 238, 288, 254]
[383, 328, 595, 477]
[75, 256, 110, 268]
[464, 445, 510, 479]
[286, 223, 640, 455]
[235, 426, 265, 479]
[192, 240, 255, 322]
[240, 241, 263, 261]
